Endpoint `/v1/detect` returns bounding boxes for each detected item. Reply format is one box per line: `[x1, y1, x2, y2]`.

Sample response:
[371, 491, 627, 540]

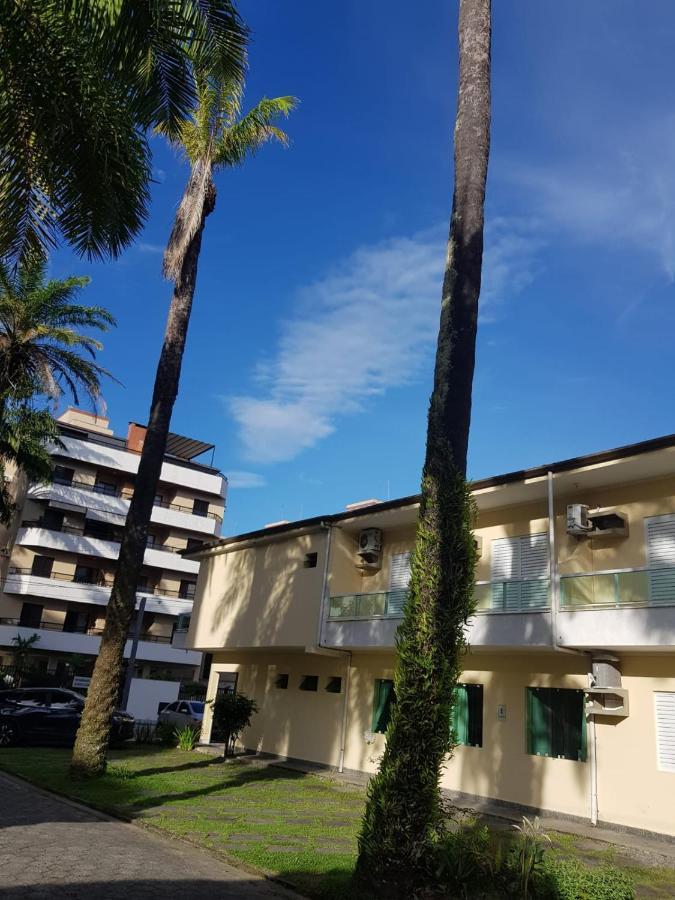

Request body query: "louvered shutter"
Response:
[646, 516, 675, 605]
[388, 552, 411, 614]
[655, 692, 675, 773]
[491, 534, 548, 610]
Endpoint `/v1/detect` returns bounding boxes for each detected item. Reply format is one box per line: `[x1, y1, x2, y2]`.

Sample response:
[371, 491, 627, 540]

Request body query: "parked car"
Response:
[0, 688, 135, 747]
[158, 699, 205, 730]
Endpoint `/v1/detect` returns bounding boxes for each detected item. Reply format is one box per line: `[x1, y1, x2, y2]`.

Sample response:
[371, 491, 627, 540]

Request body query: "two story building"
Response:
[0, 407, 227, 685]
[187, 434, 675, 838]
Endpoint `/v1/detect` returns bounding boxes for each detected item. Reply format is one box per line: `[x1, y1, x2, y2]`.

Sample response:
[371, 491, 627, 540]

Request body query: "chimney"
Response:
[127, 423, 147, 454]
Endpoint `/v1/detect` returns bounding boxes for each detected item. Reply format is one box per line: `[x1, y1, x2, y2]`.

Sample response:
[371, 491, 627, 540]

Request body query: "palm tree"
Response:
[0, 256, 115, 412]
[70, 74, 297, 777]
[355, 0, 492, 892]
[11, 632, 41, 685]
[0, 255, 116, 524]
[0, 0, 248, 263]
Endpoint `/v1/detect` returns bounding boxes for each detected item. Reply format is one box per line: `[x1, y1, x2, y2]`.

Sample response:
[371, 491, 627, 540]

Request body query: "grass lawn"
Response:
[1, 745, 674, 899]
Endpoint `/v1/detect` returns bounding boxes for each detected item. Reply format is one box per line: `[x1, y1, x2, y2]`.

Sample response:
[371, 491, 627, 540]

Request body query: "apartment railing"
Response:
[19, 520, 191, 556]
[328, 579, 550, 620]
[49, 476, 223, 522]
[560, 567, 675, 609]
[6, 567, 194, 600]
[328, 589, 407, 619]
[474, 578, 550, 613]
[0, 616, 172, 643]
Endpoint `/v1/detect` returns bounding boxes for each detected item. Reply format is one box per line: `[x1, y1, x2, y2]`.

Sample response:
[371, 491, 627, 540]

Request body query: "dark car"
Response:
[0, 688, 135, 747]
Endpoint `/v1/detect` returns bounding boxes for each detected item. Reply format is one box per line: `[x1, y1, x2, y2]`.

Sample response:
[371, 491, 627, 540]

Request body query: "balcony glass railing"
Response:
[328, 590, 407, 619]
[560, 567, 675, 609]
[474, 578, 550, 613]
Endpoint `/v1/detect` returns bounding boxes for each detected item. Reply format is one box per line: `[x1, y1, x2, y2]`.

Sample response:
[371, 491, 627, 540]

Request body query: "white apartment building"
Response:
[0, 408, 227, 685]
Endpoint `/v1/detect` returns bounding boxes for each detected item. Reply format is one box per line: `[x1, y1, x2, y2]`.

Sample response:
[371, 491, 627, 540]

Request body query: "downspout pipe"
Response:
[548, 471, 598, 825]
[316, 521, 352, 773]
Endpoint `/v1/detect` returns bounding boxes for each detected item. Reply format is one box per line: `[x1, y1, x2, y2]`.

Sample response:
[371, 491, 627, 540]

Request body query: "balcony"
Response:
[558, 567, 675, 650]
[27, 479, 222, 536]
[15, 525, 200, 575]
[3, 569, 194, 618]
[323, 580, 554, 651]
[0, 619, 200, 665]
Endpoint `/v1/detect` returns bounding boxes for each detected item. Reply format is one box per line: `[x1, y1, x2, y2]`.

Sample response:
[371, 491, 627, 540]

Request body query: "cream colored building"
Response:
[188, 435, 675, 838]
[0, 407, 227, 683]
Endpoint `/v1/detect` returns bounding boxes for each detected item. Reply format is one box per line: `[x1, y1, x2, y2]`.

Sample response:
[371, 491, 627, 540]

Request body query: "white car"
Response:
[158, 699, 205, 729]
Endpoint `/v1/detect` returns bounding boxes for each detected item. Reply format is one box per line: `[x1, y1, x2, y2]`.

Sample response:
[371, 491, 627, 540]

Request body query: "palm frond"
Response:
[212, 96, 298, 167]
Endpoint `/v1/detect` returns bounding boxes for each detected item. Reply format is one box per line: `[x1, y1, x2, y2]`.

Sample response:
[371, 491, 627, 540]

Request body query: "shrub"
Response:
[175, 724, 200, 751]
[538, 858, 634, 900]
[210, 692, 258, 755]
[154, 720, 177, 746]
[513, 816, 551, 897]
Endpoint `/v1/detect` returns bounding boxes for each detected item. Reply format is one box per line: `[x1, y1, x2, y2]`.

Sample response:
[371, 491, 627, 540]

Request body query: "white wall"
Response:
[127, 678, 180, 721]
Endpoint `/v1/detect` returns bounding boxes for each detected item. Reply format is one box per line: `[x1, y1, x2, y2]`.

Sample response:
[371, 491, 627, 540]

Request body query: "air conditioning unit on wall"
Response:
[567, 505, 628, 539]
[356, 528, 382, 573]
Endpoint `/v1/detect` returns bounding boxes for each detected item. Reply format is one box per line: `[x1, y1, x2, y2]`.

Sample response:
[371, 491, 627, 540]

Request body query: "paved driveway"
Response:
[0, 771, 301, 899]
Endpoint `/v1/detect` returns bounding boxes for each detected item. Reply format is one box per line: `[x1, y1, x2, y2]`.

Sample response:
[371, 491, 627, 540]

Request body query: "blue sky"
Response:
[51, 1, 675, 535]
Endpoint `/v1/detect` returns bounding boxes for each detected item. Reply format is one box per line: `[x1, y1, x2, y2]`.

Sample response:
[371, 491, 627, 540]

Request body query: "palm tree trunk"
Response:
[355, 0, 491, 892]
[70, 175, 216, 777]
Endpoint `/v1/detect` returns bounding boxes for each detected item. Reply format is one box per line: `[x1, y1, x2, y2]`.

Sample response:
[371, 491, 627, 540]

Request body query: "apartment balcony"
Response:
[27, 480, 221, 536]
[15, 525, 200, 575]
[323, 579, 554, 651]
[3, 570, 194, 618]
[49, 433, 225, 499]
[0, 619, 200, 665]
[558, 568, 675, 650]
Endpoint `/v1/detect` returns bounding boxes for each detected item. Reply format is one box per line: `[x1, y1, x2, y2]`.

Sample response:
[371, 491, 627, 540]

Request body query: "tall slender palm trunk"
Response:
[355, 0, 491, 892]
[71, 176, 216, 777]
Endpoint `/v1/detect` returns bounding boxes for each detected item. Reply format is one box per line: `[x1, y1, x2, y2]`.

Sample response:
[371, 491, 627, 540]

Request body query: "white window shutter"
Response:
[389, 552, 412, 591]
[490, 534, 548, 611]
[646, 516, 675, 604]
[520, 534, 549, 579]
[491, 537, 521, 581]
[655, 692, 675, 773]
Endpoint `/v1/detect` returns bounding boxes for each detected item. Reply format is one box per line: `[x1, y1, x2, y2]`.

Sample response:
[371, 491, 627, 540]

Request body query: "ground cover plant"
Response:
[0, 747, 672, 899]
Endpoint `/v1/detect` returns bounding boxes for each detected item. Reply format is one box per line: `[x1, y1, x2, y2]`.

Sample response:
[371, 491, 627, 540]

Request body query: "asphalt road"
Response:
[0, 770, 302, 899]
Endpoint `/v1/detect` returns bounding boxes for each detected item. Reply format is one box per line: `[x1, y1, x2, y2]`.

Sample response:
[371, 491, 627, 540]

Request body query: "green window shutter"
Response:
[527, 687, 586, 761]
[451, 685, 469, 745]
[527, 688, 552, 757]
[372, 679, 394, 734]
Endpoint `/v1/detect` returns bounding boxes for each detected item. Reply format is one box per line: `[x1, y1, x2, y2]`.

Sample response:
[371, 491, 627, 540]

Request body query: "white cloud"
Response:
[138, 242, 164, 255]
[226, 470, 267, 489]
[229, 220, 542, 464]
[505, 115, 675, 279]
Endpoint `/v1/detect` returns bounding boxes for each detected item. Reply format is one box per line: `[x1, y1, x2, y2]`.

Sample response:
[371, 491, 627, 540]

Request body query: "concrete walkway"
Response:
[0, 771, 302, 900]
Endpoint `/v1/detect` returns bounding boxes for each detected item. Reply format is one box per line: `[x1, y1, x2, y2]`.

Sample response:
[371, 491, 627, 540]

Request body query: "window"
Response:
[303, 552, 318, 569]
[451, 684, 483, 748]
[526, 687, 586, 762]
[326, 676, 342, 694]
[93, 479, 117, 496]
[31, 555, 54, 578]
[372, 679, 395, 733]
[179, 580, 196, 600]
[186, 538, 204, 553]
[153, 494, 164, 507]
[490, 534, 549, 610]
[137, 575, 149, 590]
[19, 602, 43, 629]
[175, 614, 191, 632]
[52, 465, 74, 486]
[216, 672, 238, 696]
[299, 675, 319, 692]
[192, 498, 209, 518]
[388, 552, 411, 615]
[178, 702, 191, 714]
[42, 508, 64, 531]
[275, 673, 289, 690]
[73, 565, 98, 585]
[655, 692, 675, 772]
[201, 653, 213, 682]
[646, 516, 675, 604]
[146, 534, 158, 548]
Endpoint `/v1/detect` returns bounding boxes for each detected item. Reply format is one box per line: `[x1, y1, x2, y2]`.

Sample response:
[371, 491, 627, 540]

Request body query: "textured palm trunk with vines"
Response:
[70, 173, 216, 776]
[355, 0, 491, 892]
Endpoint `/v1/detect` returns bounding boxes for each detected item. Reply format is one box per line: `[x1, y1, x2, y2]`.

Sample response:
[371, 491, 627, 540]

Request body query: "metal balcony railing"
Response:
[560, 567, 675, 609]
[474, 578, 550, 612]
[6, 567, 194, 601]
[48, 475, 223, 521]
[328, 590, 407, 619]
[19, 520, 191, 556]
[0, 616, 172, 643]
